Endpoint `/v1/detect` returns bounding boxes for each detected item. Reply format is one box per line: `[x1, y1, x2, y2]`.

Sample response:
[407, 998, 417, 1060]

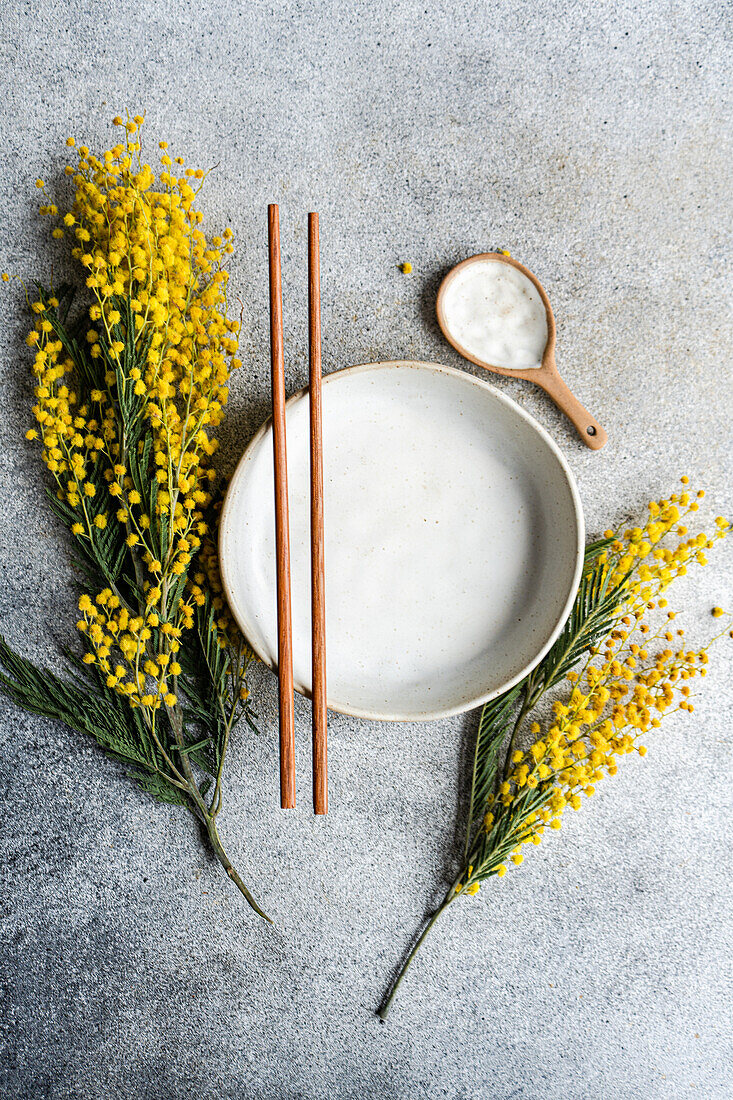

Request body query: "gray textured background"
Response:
[1, 1, 732, 1097]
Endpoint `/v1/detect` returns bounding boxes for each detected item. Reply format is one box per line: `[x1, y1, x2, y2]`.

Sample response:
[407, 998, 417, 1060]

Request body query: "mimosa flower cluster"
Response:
[25, 114, 242, 715]
[457, 489, 730, 893]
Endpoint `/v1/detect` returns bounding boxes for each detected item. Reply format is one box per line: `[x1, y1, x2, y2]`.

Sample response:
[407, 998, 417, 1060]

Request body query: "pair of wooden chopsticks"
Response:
[268, 204, 327, 814]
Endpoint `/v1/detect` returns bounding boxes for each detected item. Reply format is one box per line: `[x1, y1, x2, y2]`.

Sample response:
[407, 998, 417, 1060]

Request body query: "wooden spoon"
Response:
[436, 252, 607, 450]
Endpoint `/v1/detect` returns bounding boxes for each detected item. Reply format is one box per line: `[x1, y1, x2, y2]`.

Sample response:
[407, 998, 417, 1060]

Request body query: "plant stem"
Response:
[501, 685, 534, 782]
[164, 699, 209, 809]
[204, 813, 273, 923]
[211, 699, 236, 818]
[377, 893, 454, 1020]
[166, 701, 271, 922]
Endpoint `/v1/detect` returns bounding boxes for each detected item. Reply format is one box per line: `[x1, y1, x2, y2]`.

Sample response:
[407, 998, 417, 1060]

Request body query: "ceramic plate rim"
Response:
[219, 360, 585, 721]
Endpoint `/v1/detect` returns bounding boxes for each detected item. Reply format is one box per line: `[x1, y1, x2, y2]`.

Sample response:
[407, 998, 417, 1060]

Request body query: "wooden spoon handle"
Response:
[536, 370, 608, 450]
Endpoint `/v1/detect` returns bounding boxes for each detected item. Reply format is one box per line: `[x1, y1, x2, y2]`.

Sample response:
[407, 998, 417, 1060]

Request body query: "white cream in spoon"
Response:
[441, 259, 548, 370]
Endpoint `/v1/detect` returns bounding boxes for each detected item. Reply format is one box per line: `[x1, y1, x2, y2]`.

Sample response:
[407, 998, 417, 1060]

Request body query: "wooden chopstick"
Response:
[268, 203, 296, 809]
[308, 212, 328, 815]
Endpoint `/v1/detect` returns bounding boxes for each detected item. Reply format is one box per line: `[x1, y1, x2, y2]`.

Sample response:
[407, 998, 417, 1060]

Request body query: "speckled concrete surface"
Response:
[1, 2, 732, 1098]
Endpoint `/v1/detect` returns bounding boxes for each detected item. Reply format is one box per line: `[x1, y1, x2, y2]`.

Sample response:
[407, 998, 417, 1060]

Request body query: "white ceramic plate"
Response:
[220, 361, 583, 721]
